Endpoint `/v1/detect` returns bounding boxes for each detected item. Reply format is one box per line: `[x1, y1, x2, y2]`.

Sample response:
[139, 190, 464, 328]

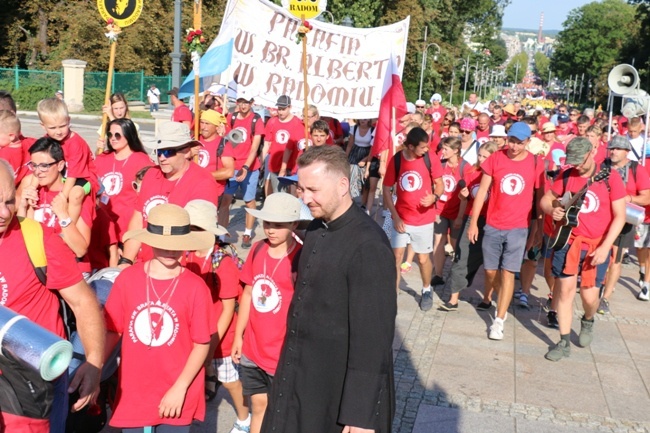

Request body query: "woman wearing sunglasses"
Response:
[95, 118, 153, 242]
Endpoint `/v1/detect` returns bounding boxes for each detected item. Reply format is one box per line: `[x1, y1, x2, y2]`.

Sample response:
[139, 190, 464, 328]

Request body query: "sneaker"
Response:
[622, 252, 631, 264]
[578, 317, 594, 348]
[430, 275, 445, 286]
[545, 339, 570, 361]
[230, 420, 251, 433]
[544, 295, 552, 312]
[241, 234, 252, 249]
[439, 302, 458, 312]
[597, 298, 610, 315]
[547, 311, 559, 329]
[420, 290, 434, 311]
[488, 317, 505, 340]
[639, 287, 650, 301]
[477, 301, 492, 311]
[513, 288, 523, 299]
[517, 293, 529, 309]
[400, 262, 412, 274]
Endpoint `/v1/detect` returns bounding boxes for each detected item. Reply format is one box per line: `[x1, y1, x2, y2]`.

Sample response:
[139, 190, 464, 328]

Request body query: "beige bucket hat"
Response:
[184, 199, 228, 237]
[245, 192, 302, 222]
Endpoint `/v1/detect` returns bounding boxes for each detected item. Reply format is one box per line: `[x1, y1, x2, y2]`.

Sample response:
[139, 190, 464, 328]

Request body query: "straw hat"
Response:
[123, 204, 214, 251]
[184, 200, 228, 236]
[245, 192, 302, 222]
[503, 103, 517, 116]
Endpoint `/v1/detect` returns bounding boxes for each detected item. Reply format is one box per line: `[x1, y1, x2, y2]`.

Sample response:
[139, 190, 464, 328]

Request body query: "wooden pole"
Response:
[98, 41, 117, 155]
[301, 15, 310, 143]
[193, 0, 202, 139]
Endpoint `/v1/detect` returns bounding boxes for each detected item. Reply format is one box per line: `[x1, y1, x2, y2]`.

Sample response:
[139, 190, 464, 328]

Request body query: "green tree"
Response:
[625, 0, 650, 90]
[505, 52, 528, 85]
[551, 0, 639, 81]
[533, 52, 550, 85]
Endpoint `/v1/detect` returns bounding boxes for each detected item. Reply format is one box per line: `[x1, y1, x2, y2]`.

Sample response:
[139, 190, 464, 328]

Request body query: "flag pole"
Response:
[301, 15, 310, 143]
[98, 22, 120, 155]
[193, 0, 202, 139]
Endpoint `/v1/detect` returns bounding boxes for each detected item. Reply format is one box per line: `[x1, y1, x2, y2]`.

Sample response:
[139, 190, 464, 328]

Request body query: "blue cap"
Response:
[557, 113, 570, 123]
[507, 122, 532, 141]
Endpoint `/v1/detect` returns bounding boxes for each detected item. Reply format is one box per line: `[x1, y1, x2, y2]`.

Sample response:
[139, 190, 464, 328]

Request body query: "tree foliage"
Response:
[551, 0, 638, 81]
[533, 52, 550, 85]
[505, 52, 528, 85]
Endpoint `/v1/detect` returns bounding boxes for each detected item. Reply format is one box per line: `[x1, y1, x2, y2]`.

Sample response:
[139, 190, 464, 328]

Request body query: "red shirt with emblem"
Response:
[265, 116, 305, 173]
[437, 160, 472, 220]
[171, 104, 193, 125]
[551, 168, 626, 238]
[59, 132, 99, 193]
[481, 149, 544, 230]
[96, 151, 152, 240]
[197, 136, 234, 197]
[226, 112, 265, 171]
[104, 264, 213, 427]
[384, 152, 444, 226]
[475, 128, 490, 145]
[463, 167, 489, 217]
[426, 105, 447, 136]
[183, 248, 241, 358]
[239, 241, 301, 375]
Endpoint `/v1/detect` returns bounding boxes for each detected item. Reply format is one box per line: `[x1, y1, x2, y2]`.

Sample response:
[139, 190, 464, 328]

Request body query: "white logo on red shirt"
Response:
[101, 172, 124, 196]
[0, 273, 9, 305]
[399, 171, 423, 192]
[129, 303, 179, 347]
[251, 275, 282, 314]
[500, 174, 525, 196]
[297, 138, 310, 150]
[580, 191, 600, 214]
[275, 130, 290, 145]
[235, 127, 248, 143]
[442, 175, 457, 193]
[34, 205, 57, 228]
[432, 112, 442, 122]
[477, 136, 490, 145]
[143, 195, 168, 218]
[197, 149, 210, 168]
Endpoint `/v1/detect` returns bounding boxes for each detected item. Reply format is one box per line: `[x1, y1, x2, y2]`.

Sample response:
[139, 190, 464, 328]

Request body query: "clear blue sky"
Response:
[502, 0, 594, 31]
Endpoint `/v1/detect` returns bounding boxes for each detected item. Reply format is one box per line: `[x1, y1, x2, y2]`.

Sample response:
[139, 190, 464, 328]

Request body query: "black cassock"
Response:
[262, 204, 397, 433]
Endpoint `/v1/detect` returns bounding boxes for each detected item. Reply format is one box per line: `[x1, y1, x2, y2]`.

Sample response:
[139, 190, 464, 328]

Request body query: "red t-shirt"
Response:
[183, 248, 241, 358]
[326, 118, 344, 145]
[0, 145, 26, 185]
[463, 167, 489, 217]
[95, 151, 152, 240]
[545, 142, 566, 168]
[594, 144, 608, 166]
[104, 264, 213, 427]
[239, 241, 301, 375]
[437, 160, 472, 220]
[265, 116, 305, 173]
[475, 128, 490, 145]
[59, 132, 99, 193]
[0, 217, 82, 338]
[384, 153, 444, 226]
[226, 112, 265, 171]
[427, 106, 447, 136]
[197, 135, 234, 197]
[89, 206, 118, 270]
[171, 104, 193, 125]
[551, 168, 626, 238]
[482, 149, 544, 230]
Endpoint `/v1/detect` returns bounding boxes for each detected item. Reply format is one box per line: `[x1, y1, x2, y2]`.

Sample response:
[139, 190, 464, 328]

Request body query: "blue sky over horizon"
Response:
[502, 0, 594, 31]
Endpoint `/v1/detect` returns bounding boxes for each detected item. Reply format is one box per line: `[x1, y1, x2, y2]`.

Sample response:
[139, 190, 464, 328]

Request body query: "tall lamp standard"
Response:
[418, 33, 441, 100]
[449, 57, 468, 105]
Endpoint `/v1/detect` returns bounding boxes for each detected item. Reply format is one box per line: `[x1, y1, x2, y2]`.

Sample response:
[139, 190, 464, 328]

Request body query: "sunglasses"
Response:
[156, 145, 189, 158]
[27, 161, 59, 171]
[416, 105, 425, 109]
[107, 132, 123, 140]
[460, 130, 473, 134]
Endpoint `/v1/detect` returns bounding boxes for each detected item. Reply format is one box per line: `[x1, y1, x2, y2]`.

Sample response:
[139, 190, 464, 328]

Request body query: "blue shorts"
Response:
[224, 169, 260, 203]
[482, 224, 528, 272]
[551, 243, 609, 287]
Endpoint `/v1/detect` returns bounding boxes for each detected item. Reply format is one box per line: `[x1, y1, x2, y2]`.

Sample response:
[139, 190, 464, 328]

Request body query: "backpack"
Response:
[393, 151, 434, 186]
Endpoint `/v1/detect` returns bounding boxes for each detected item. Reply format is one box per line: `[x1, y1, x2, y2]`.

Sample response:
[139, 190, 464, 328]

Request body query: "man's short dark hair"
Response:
[577, 115, 590, 125]
[298, 145, 350, 180]
[405, 127, 429, 147]
[521, 116, 537, 126]
[310, 119, 330, 135]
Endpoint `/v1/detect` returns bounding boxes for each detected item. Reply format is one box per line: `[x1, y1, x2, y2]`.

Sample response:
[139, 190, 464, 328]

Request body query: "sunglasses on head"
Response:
[156, 145, 189, 158]
[107, 132, 123, 140]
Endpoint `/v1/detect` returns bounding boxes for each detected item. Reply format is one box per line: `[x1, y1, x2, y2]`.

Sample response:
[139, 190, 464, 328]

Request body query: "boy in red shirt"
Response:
[467, 122, 544, 340]
[232, 193, 303, 433]
[541, 138, 626, 361]
[0, 111, 30, 185]
[383, 127, 444, 311]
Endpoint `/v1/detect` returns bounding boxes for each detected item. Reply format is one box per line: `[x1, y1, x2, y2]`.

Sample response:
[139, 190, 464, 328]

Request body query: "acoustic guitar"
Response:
[548, 168, 610, 251]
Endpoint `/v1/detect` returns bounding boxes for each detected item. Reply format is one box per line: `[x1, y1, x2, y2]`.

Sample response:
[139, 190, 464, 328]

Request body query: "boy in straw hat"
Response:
[103, 204, 216, 431]
[183, 199, 251, 432]
[231, 192, 303, 433]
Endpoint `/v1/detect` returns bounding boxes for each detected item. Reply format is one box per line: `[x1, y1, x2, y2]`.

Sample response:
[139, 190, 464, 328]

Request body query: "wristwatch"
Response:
[59, 217, 72, 228]
[242, 165, 250, 171]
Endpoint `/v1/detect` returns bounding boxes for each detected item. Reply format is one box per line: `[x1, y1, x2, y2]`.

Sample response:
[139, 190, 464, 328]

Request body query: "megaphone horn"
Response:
[226, 129, 244, 146]
[608, 64, 640, 95]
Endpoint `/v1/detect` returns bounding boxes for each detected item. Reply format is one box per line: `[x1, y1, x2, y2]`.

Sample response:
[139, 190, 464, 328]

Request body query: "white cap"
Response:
[406, 102, 416, 114]
[430, 93, 442, 102]
[489, 124, 507, 137]
[415, 99, 426, 107]
[207, 82, 224, 96]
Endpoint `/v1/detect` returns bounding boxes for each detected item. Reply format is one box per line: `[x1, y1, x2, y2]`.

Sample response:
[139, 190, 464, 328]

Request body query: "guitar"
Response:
[548, 168, 610, 251]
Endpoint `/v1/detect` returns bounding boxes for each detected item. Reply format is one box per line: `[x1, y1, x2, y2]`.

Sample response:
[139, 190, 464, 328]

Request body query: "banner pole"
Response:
[301, 14, 310, 143]
[193, 0, 202, 139]
[98, 41, 117, 155]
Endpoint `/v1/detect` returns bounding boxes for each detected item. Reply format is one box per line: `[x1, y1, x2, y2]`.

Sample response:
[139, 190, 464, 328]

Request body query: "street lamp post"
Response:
[341, 16, 354, 27]
[418, 36, 441, 100]
[514, 61, 520, 87]
[315, 10, 334, 23]
[464, 58, 476, 103]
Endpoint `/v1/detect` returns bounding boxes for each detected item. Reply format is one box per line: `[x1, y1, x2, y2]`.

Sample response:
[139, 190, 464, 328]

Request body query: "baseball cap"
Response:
[415, 99, 426, 107]
[167, 87, 179, 97]
[430, 93, 442, 103]
[507, 122, 532, 141]
[608, 135, 632, 150]
[541, 122, 556, 133]
[276, 95, 291, 108]
[557, 113, 570, 123]
[565, 137, 593, 165]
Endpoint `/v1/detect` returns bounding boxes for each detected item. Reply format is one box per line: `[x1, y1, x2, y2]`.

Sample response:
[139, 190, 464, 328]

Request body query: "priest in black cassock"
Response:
[261, 145, 397, 433]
